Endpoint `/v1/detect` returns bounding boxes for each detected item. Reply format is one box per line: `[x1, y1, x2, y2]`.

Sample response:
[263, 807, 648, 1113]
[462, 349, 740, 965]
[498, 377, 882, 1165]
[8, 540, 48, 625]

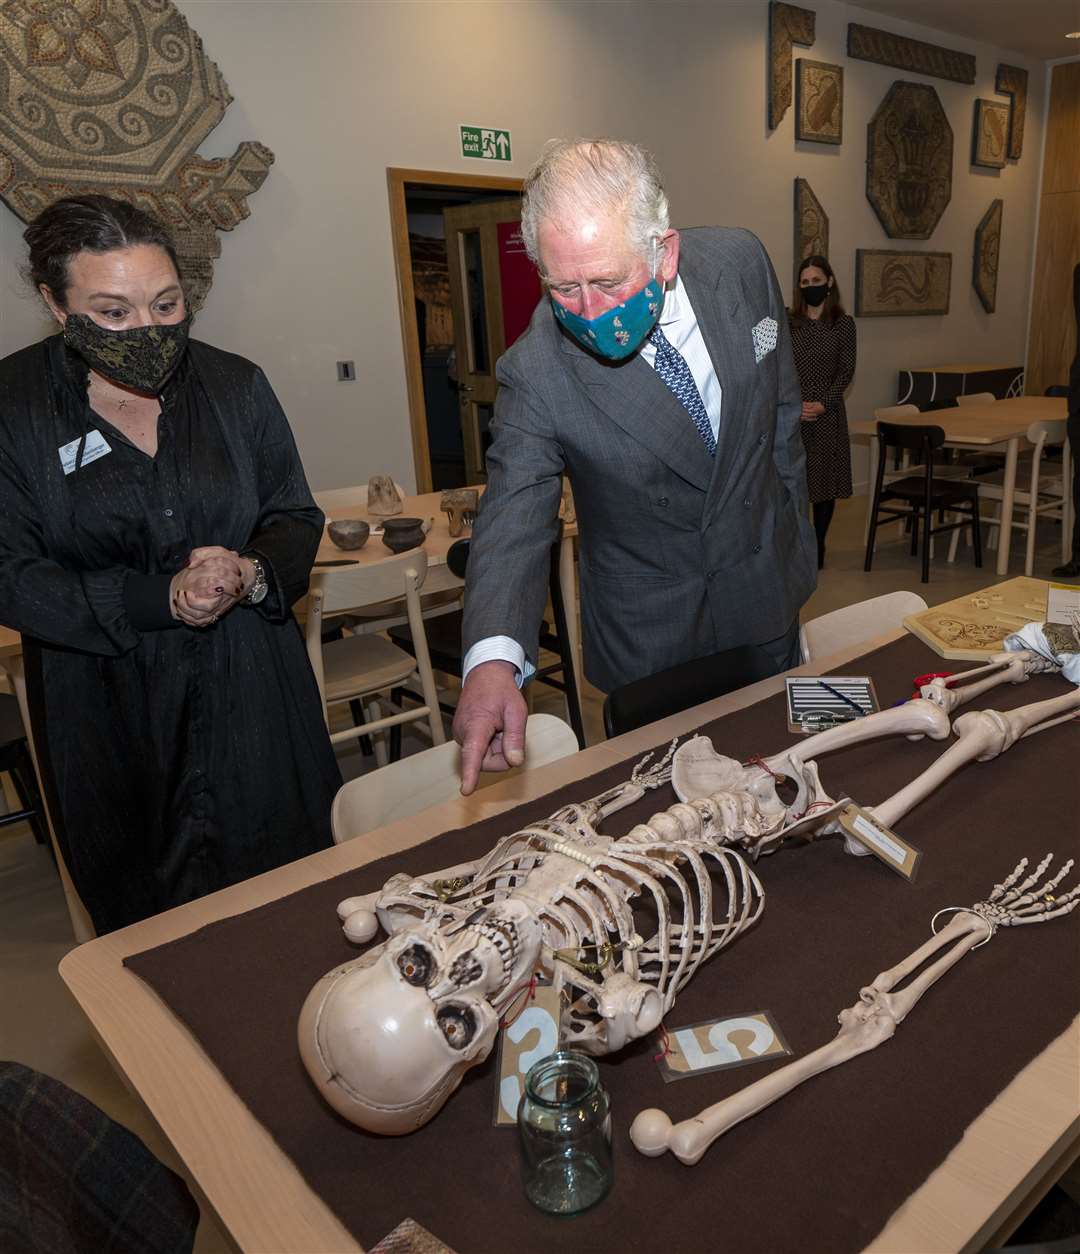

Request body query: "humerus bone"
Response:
[630, 855, 1079, 1166]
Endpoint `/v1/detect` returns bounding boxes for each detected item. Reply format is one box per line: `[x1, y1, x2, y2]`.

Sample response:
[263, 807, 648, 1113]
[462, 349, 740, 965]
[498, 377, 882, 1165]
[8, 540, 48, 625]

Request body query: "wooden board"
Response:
[903, 576, 1048, 660]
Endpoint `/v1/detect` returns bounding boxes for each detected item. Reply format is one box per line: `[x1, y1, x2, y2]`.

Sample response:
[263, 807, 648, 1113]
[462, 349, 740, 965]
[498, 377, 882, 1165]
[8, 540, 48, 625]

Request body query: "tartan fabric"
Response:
[0, 1062, 198, 1254]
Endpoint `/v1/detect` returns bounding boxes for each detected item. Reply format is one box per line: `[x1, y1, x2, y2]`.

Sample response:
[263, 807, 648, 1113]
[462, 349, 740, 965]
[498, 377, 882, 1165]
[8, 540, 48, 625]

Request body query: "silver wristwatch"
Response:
[245, 556, 268, 605]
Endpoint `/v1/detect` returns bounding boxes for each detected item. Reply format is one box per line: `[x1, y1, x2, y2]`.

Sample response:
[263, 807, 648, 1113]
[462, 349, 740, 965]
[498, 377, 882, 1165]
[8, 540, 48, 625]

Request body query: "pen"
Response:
[313, 559, 361, 567]
[816, 679, 866, 715]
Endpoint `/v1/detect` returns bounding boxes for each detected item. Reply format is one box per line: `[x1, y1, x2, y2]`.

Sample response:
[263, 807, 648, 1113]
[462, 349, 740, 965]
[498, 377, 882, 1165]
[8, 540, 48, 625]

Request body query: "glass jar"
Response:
[517, 1050, 613, 1215]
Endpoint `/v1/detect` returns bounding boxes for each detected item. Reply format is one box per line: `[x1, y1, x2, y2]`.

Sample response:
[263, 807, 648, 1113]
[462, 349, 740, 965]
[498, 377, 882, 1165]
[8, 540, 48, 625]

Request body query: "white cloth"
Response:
[1003, 622, 1080, 685]
[463, 272, 723, 686]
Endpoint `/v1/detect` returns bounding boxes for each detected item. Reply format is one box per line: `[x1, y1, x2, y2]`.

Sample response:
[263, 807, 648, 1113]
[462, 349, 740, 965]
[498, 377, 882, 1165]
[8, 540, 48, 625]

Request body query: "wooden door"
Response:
[443, 199, 539, 481]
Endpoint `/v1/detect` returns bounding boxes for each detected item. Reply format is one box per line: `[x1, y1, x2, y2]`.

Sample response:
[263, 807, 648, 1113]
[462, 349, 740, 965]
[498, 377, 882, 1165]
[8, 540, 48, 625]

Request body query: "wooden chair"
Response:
[864, 422, 982, 584]
[799, 591, 928, 664]
[953, 392, 1009, 476]
[330, 713, 579, 842]
[305, 550, 445, 764]
[0, 695, 46, 844]
[388, 531, 586, 750]
[602, 644, 779, 740]
[947, 419, 1071, 576]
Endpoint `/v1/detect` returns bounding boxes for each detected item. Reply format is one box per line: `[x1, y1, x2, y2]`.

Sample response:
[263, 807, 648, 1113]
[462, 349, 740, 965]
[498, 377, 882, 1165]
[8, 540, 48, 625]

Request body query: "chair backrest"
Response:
[873, 403, 920, 422]
[602, 644, 779, 740]
[799, 591, 928, 664]
[331, 713, 580, 840]
[955, 391, 995, 407]
[1027, 419, 1067, 448]
[875, 420, 946, 455]
[305, 549, 430, 717]
[313, 481, 407, 513]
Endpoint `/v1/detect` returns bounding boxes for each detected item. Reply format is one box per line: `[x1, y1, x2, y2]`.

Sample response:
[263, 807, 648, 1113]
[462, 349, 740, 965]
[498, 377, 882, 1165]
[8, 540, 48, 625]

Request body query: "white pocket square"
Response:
[752, 316, 778, 364]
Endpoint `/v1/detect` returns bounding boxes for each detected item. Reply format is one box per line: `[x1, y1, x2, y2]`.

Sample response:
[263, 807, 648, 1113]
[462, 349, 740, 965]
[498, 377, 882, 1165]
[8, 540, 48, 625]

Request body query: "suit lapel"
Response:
[681, 245, 761, 512]
[562, 332, 714, 493]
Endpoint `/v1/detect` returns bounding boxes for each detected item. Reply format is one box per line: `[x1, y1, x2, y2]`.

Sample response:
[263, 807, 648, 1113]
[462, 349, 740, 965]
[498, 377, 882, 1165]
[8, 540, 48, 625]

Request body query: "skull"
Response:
[298, 900, 541, 1134]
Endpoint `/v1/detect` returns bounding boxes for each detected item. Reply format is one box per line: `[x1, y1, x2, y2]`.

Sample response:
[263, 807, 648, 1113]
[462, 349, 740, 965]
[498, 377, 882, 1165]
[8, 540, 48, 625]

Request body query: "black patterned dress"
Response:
[789, 313, 856, 503]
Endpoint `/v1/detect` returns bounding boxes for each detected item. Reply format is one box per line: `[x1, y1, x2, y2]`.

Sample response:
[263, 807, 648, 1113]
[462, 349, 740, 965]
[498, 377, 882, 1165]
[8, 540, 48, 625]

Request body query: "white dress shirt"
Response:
[462, 272, 723, 687]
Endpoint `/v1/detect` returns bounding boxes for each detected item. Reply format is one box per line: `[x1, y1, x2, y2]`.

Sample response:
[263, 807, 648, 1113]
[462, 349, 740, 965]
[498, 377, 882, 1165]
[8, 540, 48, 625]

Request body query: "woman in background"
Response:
[789, 255, 856, 569]
[0, 195, 340, 933]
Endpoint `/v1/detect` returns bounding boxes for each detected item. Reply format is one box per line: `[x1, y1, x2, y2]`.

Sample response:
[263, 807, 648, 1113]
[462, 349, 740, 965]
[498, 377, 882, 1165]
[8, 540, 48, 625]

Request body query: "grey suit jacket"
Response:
[462, 227, 818, 693]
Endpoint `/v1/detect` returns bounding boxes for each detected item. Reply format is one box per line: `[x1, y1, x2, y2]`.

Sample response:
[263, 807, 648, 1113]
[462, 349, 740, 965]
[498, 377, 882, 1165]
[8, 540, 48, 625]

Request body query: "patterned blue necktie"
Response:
[648, 324, 716, 456]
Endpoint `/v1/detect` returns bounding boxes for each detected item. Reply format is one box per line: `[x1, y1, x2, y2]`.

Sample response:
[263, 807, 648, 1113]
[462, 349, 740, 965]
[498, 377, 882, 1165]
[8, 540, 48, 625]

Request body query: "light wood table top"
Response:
[906, 363, 1020, 374]
[850, 394, 1067, 446]
[58, 631, 1080, 1253]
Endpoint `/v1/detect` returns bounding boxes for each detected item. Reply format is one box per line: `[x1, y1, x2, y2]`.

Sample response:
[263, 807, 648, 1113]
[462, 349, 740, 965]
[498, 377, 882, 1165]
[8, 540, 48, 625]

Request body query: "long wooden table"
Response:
[58, 632, 1080, 1253]
[0, 488, 582, 943]
[850, 394, 1070, 578]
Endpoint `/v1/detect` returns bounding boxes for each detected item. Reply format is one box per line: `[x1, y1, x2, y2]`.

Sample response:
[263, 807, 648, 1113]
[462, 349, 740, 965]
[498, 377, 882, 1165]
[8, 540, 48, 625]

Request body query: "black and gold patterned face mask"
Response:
[63, 314, 191, 393]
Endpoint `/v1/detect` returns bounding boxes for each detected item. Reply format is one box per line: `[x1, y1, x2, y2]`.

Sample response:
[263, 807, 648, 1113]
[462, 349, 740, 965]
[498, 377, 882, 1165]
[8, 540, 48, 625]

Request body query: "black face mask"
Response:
[63, 314, 191, 393]
[801, 283, 830, 308]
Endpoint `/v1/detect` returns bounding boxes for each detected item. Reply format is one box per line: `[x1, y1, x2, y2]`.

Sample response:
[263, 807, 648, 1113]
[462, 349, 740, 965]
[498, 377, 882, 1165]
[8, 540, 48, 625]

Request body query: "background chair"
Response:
[799, 591, 928, 664]
[864, 422, 982, 584]
[388, 530, 586, 749]
[331, 713, 579, 841]
[602, 643, 779, 739]
[953, 392, 1008, 475]
[304, 549, 445, 763]
[947, 419, 1071, 575]
[0, 1061, 199, 1254]
[0, 694, 46, 844]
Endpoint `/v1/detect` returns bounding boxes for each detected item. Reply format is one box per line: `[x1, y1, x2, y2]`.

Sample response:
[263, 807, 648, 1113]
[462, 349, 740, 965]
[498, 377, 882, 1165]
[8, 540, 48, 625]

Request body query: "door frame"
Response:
[387, 167, 523, 493]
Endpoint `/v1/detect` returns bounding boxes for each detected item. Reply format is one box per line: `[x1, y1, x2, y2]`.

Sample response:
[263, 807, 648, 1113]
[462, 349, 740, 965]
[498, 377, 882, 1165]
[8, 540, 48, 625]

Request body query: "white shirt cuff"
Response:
[462, 636, 536, 687]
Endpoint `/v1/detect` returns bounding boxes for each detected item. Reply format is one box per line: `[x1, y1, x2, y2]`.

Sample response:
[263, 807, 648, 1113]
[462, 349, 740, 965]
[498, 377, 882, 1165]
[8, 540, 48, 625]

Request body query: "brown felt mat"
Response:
[127, 637, 1080, 1253]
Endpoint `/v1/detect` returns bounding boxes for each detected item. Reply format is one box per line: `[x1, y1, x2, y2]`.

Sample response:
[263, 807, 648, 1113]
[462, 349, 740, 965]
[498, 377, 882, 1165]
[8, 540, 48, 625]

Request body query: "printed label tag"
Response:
[656, 1011, 791, 1083]
[838, 802, 922, 880]
[58, 430, 111, 475]
[492, 979, 562, 1127]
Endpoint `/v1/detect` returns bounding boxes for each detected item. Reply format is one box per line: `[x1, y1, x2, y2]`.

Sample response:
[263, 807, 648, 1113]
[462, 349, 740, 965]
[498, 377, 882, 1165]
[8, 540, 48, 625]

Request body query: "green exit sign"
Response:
[460, 125, 511, 162]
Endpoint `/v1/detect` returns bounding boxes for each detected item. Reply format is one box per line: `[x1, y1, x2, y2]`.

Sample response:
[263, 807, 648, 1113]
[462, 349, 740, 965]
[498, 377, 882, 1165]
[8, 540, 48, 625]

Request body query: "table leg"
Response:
[1063, 439, 1073, 564]
[0, 655, 95, 943]
[996, 438, 1020, 577]
[557, 535, 584, 703]
[863, 436, 879, 546]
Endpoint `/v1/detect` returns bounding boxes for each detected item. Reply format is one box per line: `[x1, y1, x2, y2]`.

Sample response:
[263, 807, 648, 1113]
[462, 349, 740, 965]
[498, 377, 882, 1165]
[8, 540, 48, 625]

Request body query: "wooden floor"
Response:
[2, 494, 1077, 1252]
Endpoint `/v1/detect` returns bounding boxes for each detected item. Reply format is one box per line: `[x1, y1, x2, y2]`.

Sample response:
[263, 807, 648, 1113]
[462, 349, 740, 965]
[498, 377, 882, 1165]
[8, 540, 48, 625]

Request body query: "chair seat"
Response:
[389, 611, 463, 671]
[977, 471, 1063, 501]
[879, 476, 979, 506]
[322, 633, 417, 702]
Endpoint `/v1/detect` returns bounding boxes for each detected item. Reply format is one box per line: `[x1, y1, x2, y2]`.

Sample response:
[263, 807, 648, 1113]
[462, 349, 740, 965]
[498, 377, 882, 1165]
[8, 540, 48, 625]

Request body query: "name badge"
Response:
[58, 430, 111, 476]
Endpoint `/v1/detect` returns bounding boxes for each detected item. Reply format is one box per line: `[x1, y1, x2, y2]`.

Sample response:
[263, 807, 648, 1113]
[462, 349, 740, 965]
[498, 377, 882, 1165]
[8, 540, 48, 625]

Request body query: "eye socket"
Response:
[397, 944, 435, 987]
[436, 1004, 476, 1050]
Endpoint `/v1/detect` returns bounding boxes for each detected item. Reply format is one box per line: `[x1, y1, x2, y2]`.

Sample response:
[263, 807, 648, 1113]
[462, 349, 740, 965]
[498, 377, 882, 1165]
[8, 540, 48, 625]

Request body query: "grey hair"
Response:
[520, 138, 670, 268]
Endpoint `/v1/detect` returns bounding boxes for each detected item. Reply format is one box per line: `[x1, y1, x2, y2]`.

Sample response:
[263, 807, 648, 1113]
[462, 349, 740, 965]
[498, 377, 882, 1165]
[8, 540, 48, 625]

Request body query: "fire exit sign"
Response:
[460, 125, 511, 161]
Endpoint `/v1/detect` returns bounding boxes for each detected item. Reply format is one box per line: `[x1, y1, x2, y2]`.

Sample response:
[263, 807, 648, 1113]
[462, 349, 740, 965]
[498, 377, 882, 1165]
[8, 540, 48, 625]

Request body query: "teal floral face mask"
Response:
[550, 276, 663, 361]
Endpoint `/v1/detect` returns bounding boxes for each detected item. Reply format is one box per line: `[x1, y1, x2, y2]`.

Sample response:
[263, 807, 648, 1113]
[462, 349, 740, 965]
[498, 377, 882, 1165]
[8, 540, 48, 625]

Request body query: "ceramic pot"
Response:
[381, 517, 425, 554]
[327, 519, 370, 550]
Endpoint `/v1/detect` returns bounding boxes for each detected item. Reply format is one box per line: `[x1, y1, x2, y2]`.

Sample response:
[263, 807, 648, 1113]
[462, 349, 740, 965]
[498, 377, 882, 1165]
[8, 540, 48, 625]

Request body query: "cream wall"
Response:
[0, 0, 1043, 493]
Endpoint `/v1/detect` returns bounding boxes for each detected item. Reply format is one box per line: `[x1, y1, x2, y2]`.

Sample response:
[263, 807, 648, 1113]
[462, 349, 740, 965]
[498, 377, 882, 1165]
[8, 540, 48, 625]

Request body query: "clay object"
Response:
[327, 519, 369, 550]
[559, 478, 576, 525]
[367, 475, 405, 516]
[381, 517, 425, 554]
[441, 488, 478, 538]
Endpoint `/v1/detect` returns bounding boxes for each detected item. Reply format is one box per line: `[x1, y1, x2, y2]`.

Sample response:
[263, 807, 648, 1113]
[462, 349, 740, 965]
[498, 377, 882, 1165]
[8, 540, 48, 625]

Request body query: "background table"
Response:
[850, 394, 1069, 577]
[897, 363, 1024, 411]
[58, 632, 1080, 1253]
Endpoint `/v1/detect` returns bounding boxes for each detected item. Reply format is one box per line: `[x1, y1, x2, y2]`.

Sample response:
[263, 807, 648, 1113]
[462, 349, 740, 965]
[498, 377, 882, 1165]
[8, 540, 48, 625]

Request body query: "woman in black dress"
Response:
[0, 195, 341, 933]
[789, 255, 857, 569]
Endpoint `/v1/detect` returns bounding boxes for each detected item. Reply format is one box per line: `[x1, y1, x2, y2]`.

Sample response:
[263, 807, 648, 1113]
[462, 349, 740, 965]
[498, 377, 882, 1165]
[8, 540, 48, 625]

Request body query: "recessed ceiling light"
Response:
[1068, 30, 1080, 37]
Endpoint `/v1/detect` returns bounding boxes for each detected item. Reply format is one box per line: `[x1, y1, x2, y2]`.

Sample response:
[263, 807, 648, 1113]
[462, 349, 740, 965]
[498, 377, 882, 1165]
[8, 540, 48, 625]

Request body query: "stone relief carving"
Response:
[866, 81, 953, 240]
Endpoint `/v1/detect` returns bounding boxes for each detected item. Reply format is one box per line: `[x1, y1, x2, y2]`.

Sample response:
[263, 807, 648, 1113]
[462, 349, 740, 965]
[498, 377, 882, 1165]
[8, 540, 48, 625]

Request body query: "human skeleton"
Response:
[298, 647, 1080, 1135]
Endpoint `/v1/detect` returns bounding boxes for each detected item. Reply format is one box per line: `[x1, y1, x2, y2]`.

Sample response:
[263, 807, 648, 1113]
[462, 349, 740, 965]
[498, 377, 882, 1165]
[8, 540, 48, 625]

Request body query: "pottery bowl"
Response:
[381, 516, 426, 554]
[327, 519, 370, 550]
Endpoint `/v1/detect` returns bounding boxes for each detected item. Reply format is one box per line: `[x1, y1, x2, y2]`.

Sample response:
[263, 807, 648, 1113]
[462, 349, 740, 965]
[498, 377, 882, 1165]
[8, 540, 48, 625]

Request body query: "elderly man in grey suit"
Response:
[454, 138, 817, 792]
